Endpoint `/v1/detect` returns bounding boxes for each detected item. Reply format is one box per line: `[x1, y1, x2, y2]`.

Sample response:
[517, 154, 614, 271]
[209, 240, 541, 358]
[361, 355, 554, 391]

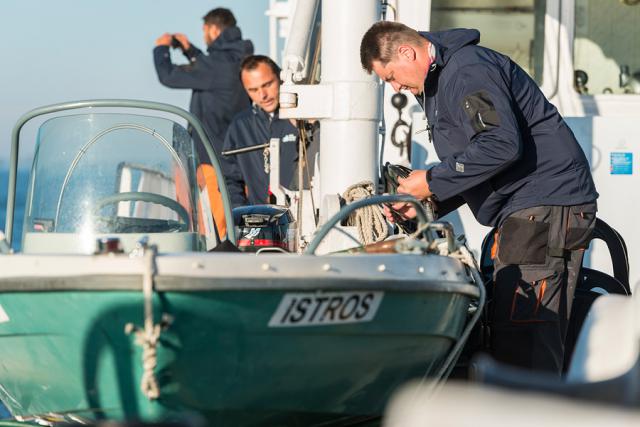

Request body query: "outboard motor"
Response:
[232, 205, 296, 253]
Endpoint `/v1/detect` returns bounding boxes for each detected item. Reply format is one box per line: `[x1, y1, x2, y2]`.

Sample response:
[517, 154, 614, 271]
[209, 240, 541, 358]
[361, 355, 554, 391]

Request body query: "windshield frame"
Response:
[5, 99, 236, 246]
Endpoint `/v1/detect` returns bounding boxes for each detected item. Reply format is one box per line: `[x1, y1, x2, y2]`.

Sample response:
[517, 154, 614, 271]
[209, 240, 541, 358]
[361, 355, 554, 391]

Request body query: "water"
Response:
[0, 401, 8, 418]
[0, 169, 31, 415]
[0, 404, 8, 419]
[0, 168, 30, 251]
[0, 169, 27, 416]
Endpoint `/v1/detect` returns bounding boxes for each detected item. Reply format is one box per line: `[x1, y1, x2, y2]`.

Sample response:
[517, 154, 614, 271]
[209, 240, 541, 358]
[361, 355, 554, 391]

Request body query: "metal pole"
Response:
[221, 143, 270, 156]
[319, 0, 380, 199]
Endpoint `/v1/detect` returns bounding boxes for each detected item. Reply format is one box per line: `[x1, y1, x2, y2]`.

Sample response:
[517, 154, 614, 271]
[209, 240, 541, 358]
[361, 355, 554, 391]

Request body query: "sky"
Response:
[0, 0, 271, 168]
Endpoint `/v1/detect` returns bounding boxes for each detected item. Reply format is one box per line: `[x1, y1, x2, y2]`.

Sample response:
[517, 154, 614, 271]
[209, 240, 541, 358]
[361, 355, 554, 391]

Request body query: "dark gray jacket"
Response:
[222, 106, 299, 207]
[154, 26, 253, 161]
[419, 29, 597, 226]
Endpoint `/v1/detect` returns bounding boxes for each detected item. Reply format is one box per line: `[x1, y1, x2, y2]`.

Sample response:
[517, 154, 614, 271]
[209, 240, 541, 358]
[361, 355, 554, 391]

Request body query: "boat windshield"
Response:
[21, 113, 213, 253]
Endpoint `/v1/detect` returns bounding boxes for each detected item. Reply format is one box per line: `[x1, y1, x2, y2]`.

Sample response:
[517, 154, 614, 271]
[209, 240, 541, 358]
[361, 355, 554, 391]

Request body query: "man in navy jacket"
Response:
[361, 22, 598, 374]
[222, 55, 301, 207]
[154, 8, 253, 162]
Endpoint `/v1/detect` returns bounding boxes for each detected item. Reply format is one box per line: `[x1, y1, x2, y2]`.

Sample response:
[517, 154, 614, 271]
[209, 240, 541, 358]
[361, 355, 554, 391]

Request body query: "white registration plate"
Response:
[268, 291, 383, 327]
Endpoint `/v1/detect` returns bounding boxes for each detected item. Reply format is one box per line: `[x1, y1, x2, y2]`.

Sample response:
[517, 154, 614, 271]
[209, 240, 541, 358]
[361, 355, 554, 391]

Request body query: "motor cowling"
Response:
[232, 205, 296, 252]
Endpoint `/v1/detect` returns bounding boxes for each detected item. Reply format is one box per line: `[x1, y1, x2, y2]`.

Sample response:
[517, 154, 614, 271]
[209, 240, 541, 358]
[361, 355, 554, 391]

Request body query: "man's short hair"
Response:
[240, 55, 281, 80]
[203, 8, 236, 31]
[360, 21, 424, 73]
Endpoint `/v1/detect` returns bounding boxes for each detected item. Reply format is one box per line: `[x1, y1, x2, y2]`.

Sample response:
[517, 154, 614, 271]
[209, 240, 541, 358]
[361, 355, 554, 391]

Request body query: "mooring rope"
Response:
[342, 181, 389, 245]
[125, 241, 162, 400]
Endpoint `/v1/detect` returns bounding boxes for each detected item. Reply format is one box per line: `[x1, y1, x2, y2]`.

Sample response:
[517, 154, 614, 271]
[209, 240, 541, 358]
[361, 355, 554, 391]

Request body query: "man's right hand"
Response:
[172, 33, 191, 50]
[155, 33, 172, 46]
[382, 169, 431, 222]
[397, 170, 432, 199]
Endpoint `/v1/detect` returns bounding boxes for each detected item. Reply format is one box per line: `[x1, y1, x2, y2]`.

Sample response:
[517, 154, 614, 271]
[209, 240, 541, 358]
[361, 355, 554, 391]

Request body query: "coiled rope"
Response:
[342, 181, 389, 245]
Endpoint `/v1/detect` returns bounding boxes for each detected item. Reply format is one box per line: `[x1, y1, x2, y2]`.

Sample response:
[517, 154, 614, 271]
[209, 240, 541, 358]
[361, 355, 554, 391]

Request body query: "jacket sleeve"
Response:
[182, 44, 203, 63]
[434, 194, 466, 218]
[221, 122, 248, 207]
[428, 62, 523, 201]
[153, 45, 217, 91]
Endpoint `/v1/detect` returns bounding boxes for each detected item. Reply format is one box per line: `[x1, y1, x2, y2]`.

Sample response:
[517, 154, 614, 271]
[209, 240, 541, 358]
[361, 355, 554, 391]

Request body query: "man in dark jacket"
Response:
[361, 22, 598, 374]
[154, 8, 253, 161]
[222, 55, 303, 207]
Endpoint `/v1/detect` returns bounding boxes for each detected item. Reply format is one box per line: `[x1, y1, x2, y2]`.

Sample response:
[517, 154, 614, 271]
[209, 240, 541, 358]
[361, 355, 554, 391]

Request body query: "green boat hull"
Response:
[0, 287, 472, 426]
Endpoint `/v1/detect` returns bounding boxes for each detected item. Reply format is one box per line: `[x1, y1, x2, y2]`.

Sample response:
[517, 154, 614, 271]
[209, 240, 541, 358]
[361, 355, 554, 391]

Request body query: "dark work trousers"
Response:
[489, 202, 597, 374]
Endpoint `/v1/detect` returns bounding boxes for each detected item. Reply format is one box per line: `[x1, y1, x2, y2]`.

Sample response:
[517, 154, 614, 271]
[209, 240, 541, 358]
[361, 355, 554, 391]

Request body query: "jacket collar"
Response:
[252, 103, 279, 121]
[418, 28, 480, 68]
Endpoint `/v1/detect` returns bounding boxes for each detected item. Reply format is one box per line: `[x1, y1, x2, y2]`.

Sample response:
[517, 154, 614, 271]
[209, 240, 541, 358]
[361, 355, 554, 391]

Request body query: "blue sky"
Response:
[0, 0, 270, 167]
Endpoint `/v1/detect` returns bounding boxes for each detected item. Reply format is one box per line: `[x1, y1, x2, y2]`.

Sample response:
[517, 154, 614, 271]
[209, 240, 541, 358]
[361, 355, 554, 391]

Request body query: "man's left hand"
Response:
[383, 203, 417, 222]
[173, 33, 191, 50]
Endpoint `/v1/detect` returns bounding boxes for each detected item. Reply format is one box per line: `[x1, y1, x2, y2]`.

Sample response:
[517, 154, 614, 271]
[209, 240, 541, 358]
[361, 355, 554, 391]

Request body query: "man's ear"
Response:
[397, 45, 417, 62]
[208, 24, 222, 40]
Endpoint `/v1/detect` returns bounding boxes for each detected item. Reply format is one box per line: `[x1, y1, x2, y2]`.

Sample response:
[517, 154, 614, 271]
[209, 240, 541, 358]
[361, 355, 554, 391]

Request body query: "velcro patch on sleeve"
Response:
[461, 90, 500, 134]
[178, 64, 195, 72]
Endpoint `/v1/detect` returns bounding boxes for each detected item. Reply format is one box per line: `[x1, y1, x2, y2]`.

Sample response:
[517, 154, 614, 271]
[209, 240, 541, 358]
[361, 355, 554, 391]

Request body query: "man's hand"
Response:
[172, 33, 191, 50]
[383, 203, 417, 222]
[155, 33, 172, 47]
[397, 170, 432, 199]
[385, 170, 432, 221]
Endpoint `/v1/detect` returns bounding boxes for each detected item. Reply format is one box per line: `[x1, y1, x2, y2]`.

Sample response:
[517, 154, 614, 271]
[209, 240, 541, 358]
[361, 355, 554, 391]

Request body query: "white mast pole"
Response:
[319, 0, 380, 199]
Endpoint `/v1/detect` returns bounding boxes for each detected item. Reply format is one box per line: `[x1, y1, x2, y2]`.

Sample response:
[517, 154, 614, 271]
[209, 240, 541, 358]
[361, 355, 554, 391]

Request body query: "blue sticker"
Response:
[610, 152, 633, 175]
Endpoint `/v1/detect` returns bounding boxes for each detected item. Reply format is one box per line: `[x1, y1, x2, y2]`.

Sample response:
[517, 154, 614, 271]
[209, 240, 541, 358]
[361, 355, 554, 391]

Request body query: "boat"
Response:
[2, 0, 637, 423]
[0, 0, 488, 423]
[0, 94, 484, 425]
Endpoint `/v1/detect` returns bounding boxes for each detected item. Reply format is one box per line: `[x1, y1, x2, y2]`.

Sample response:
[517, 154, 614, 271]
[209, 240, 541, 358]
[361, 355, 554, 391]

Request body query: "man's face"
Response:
[241, 62, 280, 113]
[371, 45, 429, 95]
[203, 24, 221, 46]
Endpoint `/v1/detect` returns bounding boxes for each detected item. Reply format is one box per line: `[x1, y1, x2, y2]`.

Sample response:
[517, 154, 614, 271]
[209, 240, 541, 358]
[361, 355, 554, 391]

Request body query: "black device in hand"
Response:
[170, 36, 183, 50]
[382, 162, 418, 234]
[382, 162, 438, 233]
[382, 162, 412, 195]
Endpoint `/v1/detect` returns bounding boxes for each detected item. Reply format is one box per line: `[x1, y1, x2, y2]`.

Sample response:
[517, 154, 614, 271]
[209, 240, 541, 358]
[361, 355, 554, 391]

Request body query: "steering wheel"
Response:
[94, 191, 191, 230]
[304, 194, 434, 255]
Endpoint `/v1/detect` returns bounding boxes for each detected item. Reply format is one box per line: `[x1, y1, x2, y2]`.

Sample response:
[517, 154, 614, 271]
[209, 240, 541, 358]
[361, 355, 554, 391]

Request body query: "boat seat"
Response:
[471, 283, 640, 407]
[567, 289, 639, 382]
[475, 218, 631, 366]
[469, 218, 640, 405]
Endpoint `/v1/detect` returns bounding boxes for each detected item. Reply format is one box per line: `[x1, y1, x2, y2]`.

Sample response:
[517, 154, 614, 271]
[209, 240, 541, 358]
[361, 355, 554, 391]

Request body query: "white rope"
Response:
[342, 181, 388, 245]
[136, 325, 161, 400]
[139, 244, 161, 400]
[125, 242, 162, 400]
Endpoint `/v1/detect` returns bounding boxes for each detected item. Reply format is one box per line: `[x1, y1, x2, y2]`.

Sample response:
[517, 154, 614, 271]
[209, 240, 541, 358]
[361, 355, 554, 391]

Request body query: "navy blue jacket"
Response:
[154, 27, 253, 161]
[222, 105, 299, 207]
[419, 29, 597, 227]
